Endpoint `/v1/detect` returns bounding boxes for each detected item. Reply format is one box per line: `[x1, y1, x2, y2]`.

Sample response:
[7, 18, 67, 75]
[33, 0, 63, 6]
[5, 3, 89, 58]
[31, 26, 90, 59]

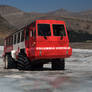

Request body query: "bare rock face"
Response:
[0, 5, 31, 28]
[0, 14, 15, 45]
[0, 5, 23, 15]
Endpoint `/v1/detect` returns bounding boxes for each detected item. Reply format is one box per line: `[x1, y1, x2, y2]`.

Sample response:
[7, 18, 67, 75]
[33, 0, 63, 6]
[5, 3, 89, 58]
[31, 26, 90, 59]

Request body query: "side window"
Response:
[21, 30, 24, 42]
[25, 28, 29, 40]
[6, 39, 8, 46]
[6, 39, 7, 46]
[4, 40, 6, 46]
[30, 30, 33, 37]
[17, 32, 20, 43]
[9, 36, 11, 45]
[11, 36, 13, 45]
[9, 37, 10, 46]
[14, 34, 16, 44]
[10, 36, 13, 45]
[33, 30, 36, 39]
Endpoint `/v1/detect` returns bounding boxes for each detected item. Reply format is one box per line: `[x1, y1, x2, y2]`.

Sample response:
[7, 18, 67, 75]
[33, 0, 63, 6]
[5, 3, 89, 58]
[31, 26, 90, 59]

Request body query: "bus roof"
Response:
[5, 20, 65, 40]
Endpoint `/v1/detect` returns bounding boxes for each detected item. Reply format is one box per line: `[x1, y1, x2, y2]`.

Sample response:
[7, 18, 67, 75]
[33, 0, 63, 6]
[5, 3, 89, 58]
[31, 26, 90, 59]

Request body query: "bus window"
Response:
[4, 40, 6, 46]
[53, 24, 66, 36]
[7, 38, 9, 46]
[30, 30, 33, 37]
[10, 36, 13, 45]
[33, 30, 36, 39]
[25, 28, 29, 40]
[11, 36, 13, 45]
[9, 37, 10, 46]
[14, 34, 16, 44]
[17, 32, 20, 43]
[6, 39, 8, 46]
[8, 37, 11, 46]
[21, 31, 24, 42]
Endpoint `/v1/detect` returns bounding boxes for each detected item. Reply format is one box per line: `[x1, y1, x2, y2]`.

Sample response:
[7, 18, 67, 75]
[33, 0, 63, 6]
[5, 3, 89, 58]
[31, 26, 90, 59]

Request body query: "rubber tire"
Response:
[52, 59, 65, 70]
[17, 53, 31, 70]
[4, 55, 17, 69]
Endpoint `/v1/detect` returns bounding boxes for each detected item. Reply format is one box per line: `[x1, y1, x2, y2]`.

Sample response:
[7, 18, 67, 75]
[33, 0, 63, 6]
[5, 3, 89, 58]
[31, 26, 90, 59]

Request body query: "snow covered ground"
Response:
[0, 48, 92, 92]
[66, 49, 92, 62]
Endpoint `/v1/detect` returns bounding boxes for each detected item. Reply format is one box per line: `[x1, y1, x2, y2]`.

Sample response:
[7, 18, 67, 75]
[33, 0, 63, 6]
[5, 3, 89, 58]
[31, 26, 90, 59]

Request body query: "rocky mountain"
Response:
[0, 5, 31, 28]
[79, 10, 92, 19]
[0, 14, 15, 45]
[48, 8, 92, 20]
[0, 5, 92, 45]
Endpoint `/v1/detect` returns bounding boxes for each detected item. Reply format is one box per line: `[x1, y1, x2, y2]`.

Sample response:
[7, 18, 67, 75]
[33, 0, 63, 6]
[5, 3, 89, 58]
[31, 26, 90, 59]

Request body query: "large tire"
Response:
[17, 53, 31, 70]
[4, 55, 17, 69]
[52, 59, 65, 70]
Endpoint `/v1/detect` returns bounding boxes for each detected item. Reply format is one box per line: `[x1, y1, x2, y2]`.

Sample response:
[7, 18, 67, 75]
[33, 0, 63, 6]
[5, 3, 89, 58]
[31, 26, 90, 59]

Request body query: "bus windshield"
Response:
[38, 24, 51, 36]
[53, 24, 66, 36]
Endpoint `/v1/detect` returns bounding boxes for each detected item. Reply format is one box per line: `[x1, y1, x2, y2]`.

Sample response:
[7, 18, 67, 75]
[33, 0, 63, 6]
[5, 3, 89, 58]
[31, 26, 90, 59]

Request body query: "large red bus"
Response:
[3, 20, 72, 70]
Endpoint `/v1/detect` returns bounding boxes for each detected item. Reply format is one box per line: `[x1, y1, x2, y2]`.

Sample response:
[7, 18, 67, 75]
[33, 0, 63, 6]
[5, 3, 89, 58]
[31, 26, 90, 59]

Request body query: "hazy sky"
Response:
[0, 0, 92, 12]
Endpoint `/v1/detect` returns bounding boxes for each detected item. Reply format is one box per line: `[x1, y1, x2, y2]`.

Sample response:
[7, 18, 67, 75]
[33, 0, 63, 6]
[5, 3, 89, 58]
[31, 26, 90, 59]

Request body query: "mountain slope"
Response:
[0, 5, 92, 29]
[0, 5, 92, 44]
[0, 5, 32, 28]
[0, 14, 15, 45]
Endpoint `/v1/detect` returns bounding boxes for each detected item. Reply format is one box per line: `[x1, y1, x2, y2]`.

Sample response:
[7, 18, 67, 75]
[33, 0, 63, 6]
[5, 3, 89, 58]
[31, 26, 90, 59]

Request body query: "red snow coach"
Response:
[3, 20, 72, 70]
